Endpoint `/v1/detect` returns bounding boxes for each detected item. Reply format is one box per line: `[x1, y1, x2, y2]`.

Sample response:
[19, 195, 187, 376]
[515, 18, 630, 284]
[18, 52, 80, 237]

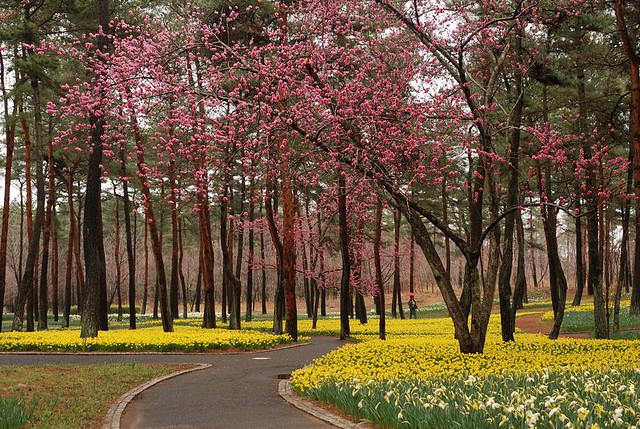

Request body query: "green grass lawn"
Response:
[541, 301, 640, 335]
[0, 363, 182, 429]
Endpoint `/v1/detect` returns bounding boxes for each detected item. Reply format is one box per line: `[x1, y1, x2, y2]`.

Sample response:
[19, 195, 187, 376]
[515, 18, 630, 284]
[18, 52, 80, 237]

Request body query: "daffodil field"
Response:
[290, 316, 640, 428]
[0, 326, 295, 352]
[3, 310, 640, 428]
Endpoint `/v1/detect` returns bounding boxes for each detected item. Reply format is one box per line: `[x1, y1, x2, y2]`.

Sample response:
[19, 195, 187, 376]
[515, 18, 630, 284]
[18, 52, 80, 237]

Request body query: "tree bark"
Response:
[260, 198, 267, 315]
[281, 165, 297, 341]
[13, 28, 46, 332]
[234, 178, 246, 328]
[199, 196, 216, 328]
[246, 177, 255, 322]
[168, 140, 180, 320]
[615, 145, 633, 330]
[265, 179, 284, 334]
[0, 48, 16, 332]
[19, 84, 35, 330]
[113, 188, 123, 322]
[119, 147, 136, 329]
[572, 198, 585, 306]
[51, 207, 59, 322]
[392, 207, 404, 319]
[81, 0, 110, 337]
[194, 240, 202, 313]
[130, 107, 172, 333]
[578, 55, 608, 338]
[220, 179, 242, 330]
[442, 179, 451, 280]
[614, 0, 640, 316]
[338, 174, 351, 340]
[64, 174, 74, 327]
[142, 217, 149, 315]
[38, 131, 56, 330]
[374, 199, 386, 339]
[73, 181, 84, 314]
[178, 215, 188, 319]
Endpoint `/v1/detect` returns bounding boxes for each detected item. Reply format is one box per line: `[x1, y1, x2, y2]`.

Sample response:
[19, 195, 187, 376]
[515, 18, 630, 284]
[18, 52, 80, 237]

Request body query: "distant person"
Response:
[408, 296, 418, 319]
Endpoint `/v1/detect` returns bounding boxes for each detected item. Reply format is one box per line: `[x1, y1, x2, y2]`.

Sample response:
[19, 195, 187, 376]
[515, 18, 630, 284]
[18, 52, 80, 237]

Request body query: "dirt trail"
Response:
[516, 311, 591, 339]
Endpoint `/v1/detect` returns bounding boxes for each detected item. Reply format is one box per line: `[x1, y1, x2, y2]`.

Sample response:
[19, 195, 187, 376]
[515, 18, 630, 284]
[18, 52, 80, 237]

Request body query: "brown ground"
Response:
[515, 311, 593, 339]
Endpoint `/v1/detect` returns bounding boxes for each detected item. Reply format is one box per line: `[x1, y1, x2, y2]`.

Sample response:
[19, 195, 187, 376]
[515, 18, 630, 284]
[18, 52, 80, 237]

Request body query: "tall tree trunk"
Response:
[81, 0, 110, 337]
[614, 0, 640, 316]
[20, 96, 35, 331]
[529, 223, 538, 291]
[18, 181, 24, 307]
[113, 189, 123, 322]
[338, 174, 350, 340]
[572, 198, 585, 306]
[578, 55, 608, 338]
[442, 178, 451, 280]
[354, 220, 367, 325]
[497, 48, 523, 342]
[298, 195, 312, 318]
[514, 212, 527, 309]
[14, 157, 44, 333]
[604, 204, 612, 334]
[38, 130, 55, 329]
[120, 147, 136, 329]
[63, 175, 74, 327]
[281, 168, 297, 341]
[51, 207, 59, 322]
[0, 49, 16, 332]
[265, 179, 284, 334]
[130, 106, 173, 333]
[510, 211, 527, 332]
[73, 181, 84, 314]
[168, 132, 179, 319]
[497, 26, 524, 342]
[246, 177, 255, 322]
[615, 145, 633, 330]
[13, 28, 46, 332]
[178, 215, 188, 319]
[539, 158, 568, 340]
[142, 217, 148, 315]
[194, 240, 202, 313]
[153, 185, 165, 321]
[200, 197, 216, 329]
[311, 204, 323, 329]
[392, 207, 404, 319]
[260, 200, 267, 315]
[409, 228, 415, 294]
[221, 179, 241, 330]
[234, 178, 246, 329]
[535, 58, 568, 339]
[374, 200, 386, 340]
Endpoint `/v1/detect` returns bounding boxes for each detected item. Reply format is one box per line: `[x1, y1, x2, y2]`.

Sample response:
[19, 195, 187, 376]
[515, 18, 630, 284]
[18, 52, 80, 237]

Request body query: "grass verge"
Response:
[0, 363, 180, 428]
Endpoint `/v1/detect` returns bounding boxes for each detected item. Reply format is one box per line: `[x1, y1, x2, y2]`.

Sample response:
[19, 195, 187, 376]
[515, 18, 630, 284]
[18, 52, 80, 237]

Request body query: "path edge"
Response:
[278, 379, 373, 429]
[102, 363, 211, 429]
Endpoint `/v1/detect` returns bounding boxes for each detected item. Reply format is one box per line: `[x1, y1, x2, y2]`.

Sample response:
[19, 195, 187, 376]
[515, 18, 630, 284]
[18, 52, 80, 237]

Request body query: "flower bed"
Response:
[0, 326, 296, 352]
[291, 316, 640, 428]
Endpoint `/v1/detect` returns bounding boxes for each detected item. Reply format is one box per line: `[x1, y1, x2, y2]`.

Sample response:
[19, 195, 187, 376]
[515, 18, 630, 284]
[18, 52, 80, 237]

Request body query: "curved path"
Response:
[0, 336, 343, 428]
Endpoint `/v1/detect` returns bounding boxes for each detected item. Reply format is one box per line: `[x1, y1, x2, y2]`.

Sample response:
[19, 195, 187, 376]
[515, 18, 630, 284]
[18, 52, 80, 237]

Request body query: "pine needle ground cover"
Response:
[291, 317, 640, 428]
[0, 363, 178, 428]
[0, 326, 296, 352]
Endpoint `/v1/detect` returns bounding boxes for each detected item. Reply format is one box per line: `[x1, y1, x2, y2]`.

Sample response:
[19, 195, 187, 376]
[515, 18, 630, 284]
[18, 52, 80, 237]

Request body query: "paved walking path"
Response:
[0, 336, 343, 428]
